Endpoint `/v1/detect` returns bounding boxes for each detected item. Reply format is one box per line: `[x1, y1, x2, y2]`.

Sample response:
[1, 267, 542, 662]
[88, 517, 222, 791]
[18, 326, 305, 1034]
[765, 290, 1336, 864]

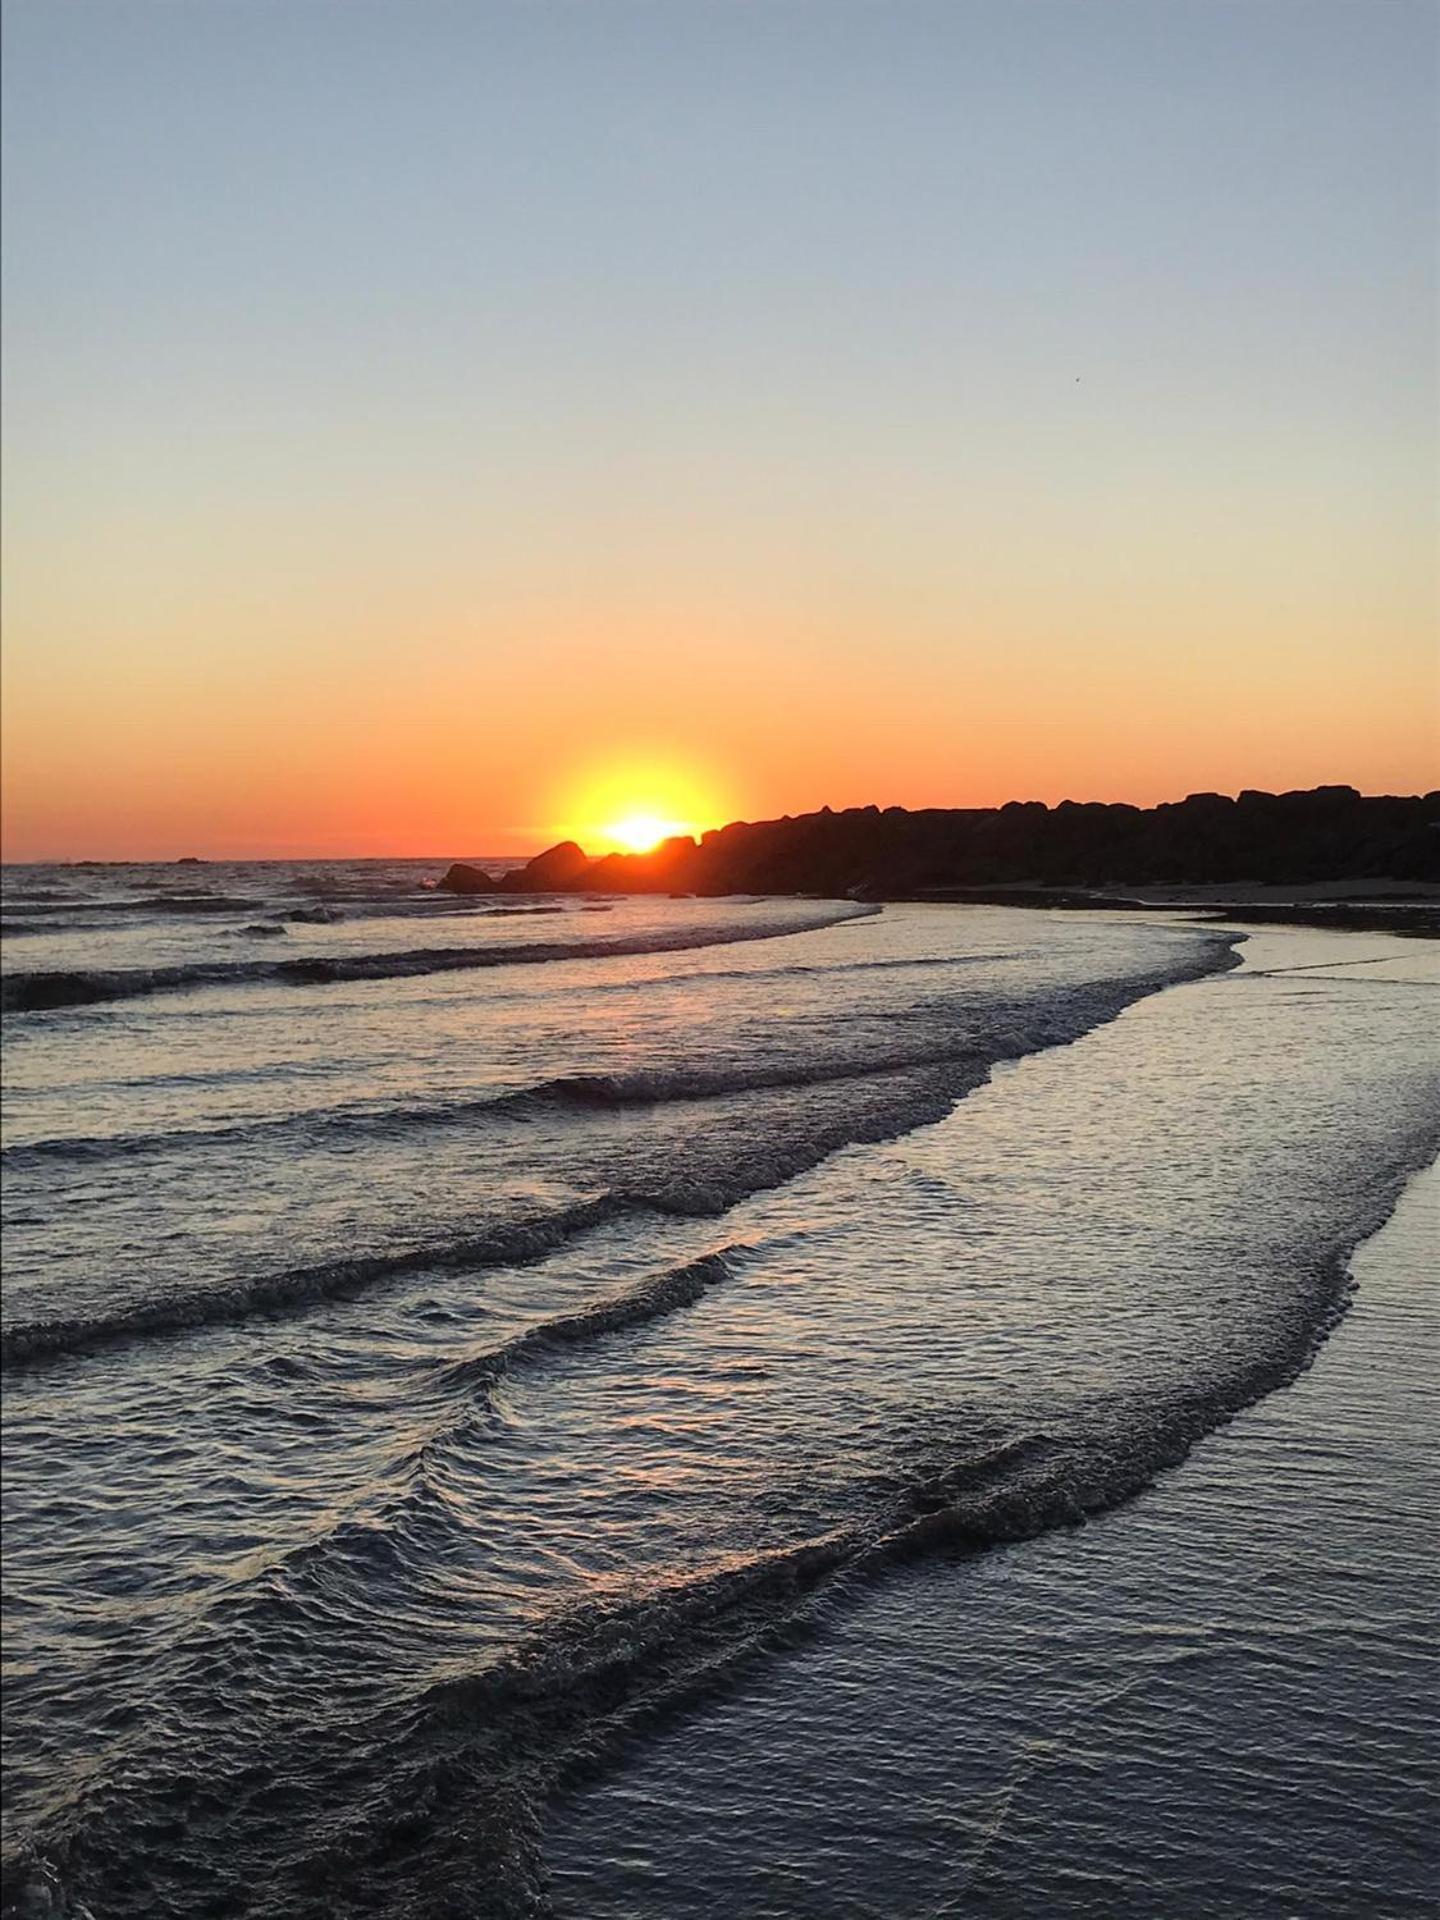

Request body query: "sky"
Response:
[2, 0, 1436, 860]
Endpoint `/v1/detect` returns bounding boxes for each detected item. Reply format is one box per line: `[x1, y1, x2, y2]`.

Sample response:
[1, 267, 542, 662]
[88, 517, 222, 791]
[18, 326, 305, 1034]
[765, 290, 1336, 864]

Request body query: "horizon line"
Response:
[3, 780, 1436, 868]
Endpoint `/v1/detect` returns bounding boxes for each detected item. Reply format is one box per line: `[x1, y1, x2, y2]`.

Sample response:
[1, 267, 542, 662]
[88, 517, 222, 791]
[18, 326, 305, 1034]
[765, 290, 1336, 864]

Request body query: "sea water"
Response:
[1, 864, 1435, 1916]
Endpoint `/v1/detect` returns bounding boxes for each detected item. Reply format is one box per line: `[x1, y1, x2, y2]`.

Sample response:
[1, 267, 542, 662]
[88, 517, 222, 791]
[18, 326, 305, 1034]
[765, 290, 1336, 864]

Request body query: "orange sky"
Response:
[4, 586, 1435, 860]
[3, 1, 1436, 862]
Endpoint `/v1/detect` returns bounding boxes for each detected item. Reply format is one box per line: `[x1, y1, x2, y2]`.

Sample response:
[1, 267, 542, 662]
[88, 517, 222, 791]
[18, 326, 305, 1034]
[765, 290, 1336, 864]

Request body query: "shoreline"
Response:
[542, 953, 1440, 1917]
[547, 1154, 1440, 1917]
[866, 886, 1440, 938]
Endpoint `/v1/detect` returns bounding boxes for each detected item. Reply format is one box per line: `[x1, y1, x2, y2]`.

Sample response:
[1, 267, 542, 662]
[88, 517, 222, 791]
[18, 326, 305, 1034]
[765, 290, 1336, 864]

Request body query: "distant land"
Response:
[441, 786, 1440, 935]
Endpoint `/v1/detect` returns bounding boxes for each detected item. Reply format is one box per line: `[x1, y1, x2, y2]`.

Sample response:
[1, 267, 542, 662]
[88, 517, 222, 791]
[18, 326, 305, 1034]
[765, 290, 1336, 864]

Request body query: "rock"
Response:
[437, 862, 499, 895]
[508, 841, 594, 891]
[446, 789, 1439, 901]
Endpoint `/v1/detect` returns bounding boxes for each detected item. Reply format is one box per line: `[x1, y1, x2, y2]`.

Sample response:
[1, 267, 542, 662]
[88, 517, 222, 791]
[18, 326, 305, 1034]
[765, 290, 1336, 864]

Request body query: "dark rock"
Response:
[437, 862, 499, 895]
[483, 786, 1437, 898]
[576, 837, 700, 895]
[501, 841, 595, 893]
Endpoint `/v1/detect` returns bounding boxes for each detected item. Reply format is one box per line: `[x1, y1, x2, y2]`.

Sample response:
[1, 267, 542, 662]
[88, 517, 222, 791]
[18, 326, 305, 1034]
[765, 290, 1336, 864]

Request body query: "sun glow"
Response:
[602, 811, 693, 854]
[552, 756, 730, 858]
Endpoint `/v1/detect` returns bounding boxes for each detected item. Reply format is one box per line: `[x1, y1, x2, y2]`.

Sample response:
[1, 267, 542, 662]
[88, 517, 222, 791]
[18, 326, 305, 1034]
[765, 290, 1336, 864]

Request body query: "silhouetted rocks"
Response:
[471, 788, 1440, 904]
[496, 840, 593, 893]
[437, 862, 498, 894]
[579, 837, 699, 894]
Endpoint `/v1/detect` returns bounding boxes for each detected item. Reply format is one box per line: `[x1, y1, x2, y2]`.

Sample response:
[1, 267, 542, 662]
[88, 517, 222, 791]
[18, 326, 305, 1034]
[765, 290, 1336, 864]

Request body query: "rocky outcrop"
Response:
[461, 788, 1440, 900]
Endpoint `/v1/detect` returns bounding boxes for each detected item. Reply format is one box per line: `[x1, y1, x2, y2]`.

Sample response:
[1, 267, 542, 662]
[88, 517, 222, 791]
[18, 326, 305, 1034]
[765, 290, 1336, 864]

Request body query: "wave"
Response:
[0, 955, 1083, 1171]
[254, 1245, 764, 1584]
[2, 892, 269, 919]
[432, 1247, 741, 1400]
[468, 1244, 1369, 1724]
[122, 892, 266, 914]
[0, 906, 873, 1013]
[0, 1045, 1034, 1168]
[1, 941, 1243, 1370]
[0, 1197, 623, 1371]
[0, 989, 1190, 1169]
[278, 902, 566, 926]
[0, 1183, 815, 1370]
[496, 1045, 1024, 1116]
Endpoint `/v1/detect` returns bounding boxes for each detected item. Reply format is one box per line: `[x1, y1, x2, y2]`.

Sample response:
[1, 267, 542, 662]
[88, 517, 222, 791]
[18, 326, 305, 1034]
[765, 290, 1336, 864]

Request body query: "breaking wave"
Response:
[0, 906, 874, 1012]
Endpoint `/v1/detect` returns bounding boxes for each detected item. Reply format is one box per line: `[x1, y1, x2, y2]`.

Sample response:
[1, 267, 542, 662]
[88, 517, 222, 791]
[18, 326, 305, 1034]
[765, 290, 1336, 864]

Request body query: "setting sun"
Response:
[552, 754, 730, 857]
[602, 811, 693, 854]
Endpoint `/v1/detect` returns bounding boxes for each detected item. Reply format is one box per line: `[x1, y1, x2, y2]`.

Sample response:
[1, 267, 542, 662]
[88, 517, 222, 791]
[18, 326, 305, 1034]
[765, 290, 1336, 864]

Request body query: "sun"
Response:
[553, 756, 729, 857]
[603, 811, 693, 855]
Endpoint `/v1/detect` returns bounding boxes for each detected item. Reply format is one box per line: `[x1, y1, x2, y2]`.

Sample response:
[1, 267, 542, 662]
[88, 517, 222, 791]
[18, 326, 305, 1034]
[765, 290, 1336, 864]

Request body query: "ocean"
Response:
[2, 862, 1436, 1917]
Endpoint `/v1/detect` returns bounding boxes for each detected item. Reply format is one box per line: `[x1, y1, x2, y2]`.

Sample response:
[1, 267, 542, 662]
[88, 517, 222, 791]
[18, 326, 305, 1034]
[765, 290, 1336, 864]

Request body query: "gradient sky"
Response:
[3, 0, 1436, 859]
